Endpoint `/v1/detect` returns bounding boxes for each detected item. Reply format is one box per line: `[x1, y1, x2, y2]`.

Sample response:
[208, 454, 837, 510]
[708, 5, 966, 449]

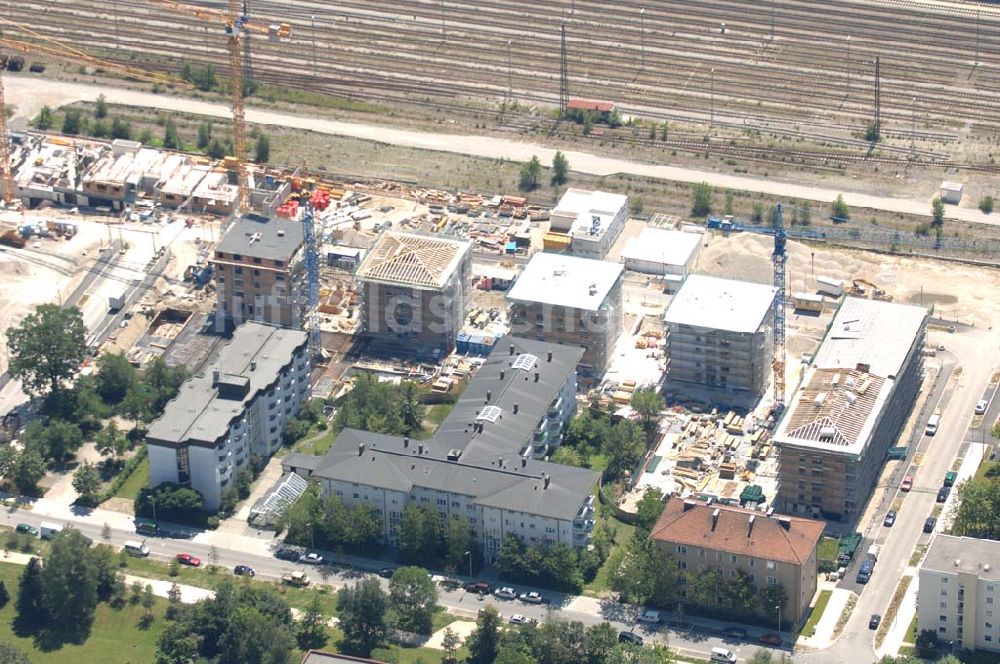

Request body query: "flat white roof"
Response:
[507, 252, 623, 311]
[663, 275, 776, 333]
[552, 188, 628, 238]
[621, 228, 701, 267]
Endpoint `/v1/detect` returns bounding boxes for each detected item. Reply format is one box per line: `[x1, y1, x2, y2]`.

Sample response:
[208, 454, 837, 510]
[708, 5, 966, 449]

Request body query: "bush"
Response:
[980, 195, 994, 214]
[915, 628, 939, 657]
[99, 446, 148, 503]
[135, 482, 204, 519]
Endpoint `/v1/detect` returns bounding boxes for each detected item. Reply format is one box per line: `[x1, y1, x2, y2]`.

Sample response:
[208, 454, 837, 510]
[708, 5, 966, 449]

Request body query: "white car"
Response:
[519, 591, 545, 605]
[494, 586, 517, 600]
[509, 614, 532, 625]
[299, 552, 325, 565]
[976, 400, 988, 415]
[638, 609, 661, 624]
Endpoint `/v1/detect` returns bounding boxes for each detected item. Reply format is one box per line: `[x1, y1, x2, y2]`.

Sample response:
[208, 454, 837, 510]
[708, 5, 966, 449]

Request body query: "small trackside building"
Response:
[146, 322, 311, 511]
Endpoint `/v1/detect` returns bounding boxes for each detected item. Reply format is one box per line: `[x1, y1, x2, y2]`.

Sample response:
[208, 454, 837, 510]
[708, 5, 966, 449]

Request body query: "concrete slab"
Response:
[424, 619, 477, 649]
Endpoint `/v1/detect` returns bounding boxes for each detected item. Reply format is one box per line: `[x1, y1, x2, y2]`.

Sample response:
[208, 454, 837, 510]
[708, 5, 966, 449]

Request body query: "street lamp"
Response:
[464, 550, 473, 578]
[775, 603, 782, 635]
[150, 495, 158, 523]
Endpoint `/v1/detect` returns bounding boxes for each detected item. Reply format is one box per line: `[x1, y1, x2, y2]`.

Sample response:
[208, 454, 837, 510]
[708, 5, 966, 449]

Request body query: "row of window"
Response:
[219, 253, 285, 268]
[675, 545, 776, 570]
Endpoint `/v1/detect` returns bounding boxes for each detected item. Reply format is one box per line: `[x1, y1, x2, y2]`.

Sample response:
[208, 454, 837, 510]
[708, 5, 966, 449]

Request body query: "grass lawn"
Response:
[291, 426, 336, 456]
[905, 614, 918, 643]
[818, 537, 838, 567]
[426, 402, 456, 427]
[583, 517, 636, 596]
[801, 589, 832, 637]
[114, 457, 149, 501]
[973, 460, 997, 483]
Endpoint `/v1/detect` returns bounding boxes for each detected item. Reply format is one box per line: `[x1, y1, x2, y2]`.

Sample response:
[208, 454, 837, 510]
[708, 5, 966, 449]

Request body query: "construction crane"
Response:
[771, 204, 787, 412]
[150, 0, 290, 213]
[0, 18, 189, 205]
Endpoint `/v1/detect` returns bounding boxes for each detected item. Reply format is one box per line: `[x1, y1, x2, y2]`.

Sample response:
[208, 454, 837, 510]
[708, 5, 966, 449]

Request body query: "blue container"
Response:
[456, 331, 470, 354]
[469, 334, 485, 355]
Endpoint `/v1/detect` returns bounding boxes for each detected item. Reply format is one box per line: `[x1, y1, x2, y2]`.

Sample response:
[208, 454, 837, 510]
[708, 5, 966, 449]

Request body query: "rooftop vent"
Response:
[543, 473, 550, 489]
[358, 442, 365, 456]
[509, 344, 516, 356]
[478, 406, 503, 423]
[813, 392, 827, 407]
[955, 559, 961, 567]
[277, 229, 285, 237]
[777, 517, 792, 531]
[747, 514, 756, 537]
[512, 354, 538, 372]
[844, 391, 858, 405]
[446, 449, 461, 461]
[513, 403, 519, 415]
[819, 426, 837, 440]
[417, 443, 424, 455]
[588, 283, 598, 296]
[831, 374, 841, 387]
[711, 508, 720, 531]
[766, 507, 775, 517]
[547, 351, 553, 363]
[250, 360, 256, 371]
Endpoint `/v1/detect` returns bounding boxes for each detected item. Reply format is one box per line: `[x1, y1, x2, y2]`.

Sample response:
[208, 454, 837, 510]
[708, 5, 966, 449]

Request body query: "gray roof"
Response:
[147, 323, 307, 446]
[507, 252, 623, 311]
[301, 652, 387, 664]
[664, 275, 776, 334]
[216, 215, 304, 262]
[922, 534, 1000, 582]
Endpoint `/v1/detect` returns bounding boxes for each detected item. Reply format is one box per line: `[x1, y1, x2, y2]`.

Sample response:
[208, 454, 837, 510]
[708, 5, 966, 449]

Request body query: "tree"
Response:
[832, 194, 850, 220]
[43, 529, 99, 637]
[602, 418, 646, 479]
[584, 622, 619, 664]
[629, 388, 664, 435]
[11, 448, 46, 495]
[111, 117, 132, 140]
[691, 181, 713, 217]
[41, 419, 84, 461]
[332, 374, 425, 437]
[0, 643, 30, 664]
[519, 156, 543, 191]
[980, 195, 995, 214]
[96, 353, 137, 405]
[443, 515, 475, 572]
[931, 196, 945, 234]
[6, 304, 86, 398]
[724, 190, 735, 216]
[864, 121, 880, 142]
[121, 381, 155, 430]
[952, 476, 1000, 541]
[90, 119, 110, 139]
[33, 106, 54, 130]
[255, 133, 271, 164]
[633, 487, 665, 533]
[442, 626, 462, 663]
[297, 595, 328, 649]
[800, 201, 812, 225]
[552, 151, 570, 186]
[95, 94, 108, 119]
[467, 605, 502, 664]
[163, 118, 181, 150]
[389, 566, 438, 635]
[96, 421, 128, 463]
[62, 109, 84, 135]
[15, 557, 45, 628]
[550, 445, 583, 467]
[197, 122, 213, 150]
[761, 582, 788, 626]
[336, 578, 388, 656]
[73, 462, 102, 505]
[915, 627, 940, 658]
[143, 356, 189, 414]
[191, 64, 217, 92]
[207, 138, 227, 160]
[136, 482, 205, 519]
[495, 641, 537, 664]
[398, 505, 441, 563]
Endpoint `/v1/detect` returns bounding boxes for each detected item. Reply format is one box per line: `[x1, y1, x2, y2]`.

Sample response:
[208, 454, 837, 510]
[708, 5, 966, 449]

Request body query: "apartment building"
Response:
[211, 215, 305, 329]
[545, 188, 629, 260]
[650, 497, 824, 623]
[283, 338, 599, 560]
[620, 227, 703, 289]
[507, 252, 624, 380]
[147, 323, 310, 510]
[919, 535, 1000, 654]
[774, 298, 926, 522]
[355, 232, 472, 355]
[663, 275, 777, 403]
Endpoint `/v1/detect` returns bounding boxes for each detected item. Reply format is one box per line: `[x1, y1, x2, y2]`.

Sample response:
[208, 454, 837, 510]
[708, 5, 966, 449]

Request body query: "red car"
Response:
[759, 633, 782, 646]
[176, 553, 202, 567]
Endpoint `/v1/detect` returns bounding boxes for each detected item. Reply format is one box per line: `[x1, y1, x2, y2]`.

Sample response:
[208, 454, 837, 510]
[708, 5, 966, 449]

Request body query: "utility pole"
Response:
[911, 97, 916, 158]
[975, 8, 981, 67]
[710, 68, 716, 132]
[112, 0, 121, 50]
[560, 18, 569, 117]
[311, 15, 318, 79]
[640, 8, 646, 71]
[846, 35, 852, 99]
[506, 39, 513, 102]
[874, 56, 881, 140]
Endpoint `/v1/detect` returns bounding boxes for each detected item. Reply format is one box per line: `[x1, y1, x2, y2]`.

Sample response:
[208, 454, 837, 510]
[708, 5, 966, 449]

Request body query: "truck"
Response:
[282, 571, 310, 587]
[40, 522, 64, 540]
[867, 544, 880, 561]
[108, 291, 127, 311]
[856, 555, 876, 584]
[836, 532, 863, 567]
[0, 231, 26, 249]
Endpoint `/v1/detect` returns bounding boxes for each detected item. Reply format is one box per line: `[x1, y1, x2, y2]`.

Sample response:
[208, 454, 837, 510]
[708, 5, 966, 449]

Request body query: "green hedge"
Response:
[99, 446, 148, 503]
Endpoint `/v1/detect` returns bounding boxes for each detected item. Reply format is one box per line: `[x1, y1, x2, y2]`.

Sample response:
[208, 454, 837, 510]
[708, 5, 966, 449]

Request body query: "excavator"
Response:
[849, 278, 893, 302]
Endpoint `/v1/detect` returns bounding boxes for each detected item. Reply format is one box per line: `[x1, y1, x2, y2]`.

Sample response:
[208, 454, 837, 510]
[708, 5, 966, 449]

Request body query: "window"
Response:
[677, 561, 687, 570]
[940, 616, 948, 622]
[253, 257, 261, 265]
[987, 622, 994, 629]
[452, 501, 460, 508]
[939, 627, 947, 633]
[941, 602, 948, 609]
[941, 590, 949, 596]
[437, 498, 447, 506]
[676, 545, 687, 555]
[699, 548, 705, 558]
[987, 636, 993, 642]
[731, 555, 738, 564]
[989, 597, 995, 605]
[766, 560, 776, 571]
[234, 266, 243, 275]
[353, 493, 359, 499]
[749, 558, 756, 567]
[767, 576, 778, 586]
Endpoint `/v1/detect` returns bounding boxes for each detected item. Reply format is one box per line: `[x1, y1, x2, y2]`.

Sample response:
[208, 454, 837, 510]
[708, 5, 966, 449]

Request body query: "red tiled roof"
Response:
[566, 99, 615, 113]
[649, 497, 825, 566]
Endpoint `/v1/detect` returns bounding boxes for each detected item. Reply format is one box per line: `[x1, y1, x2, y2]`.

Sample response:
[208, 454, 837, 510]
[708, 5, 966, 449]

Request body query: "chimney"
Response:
[747, 514, 756, 537]
[777, 517, 792, 531]
[212, 368, 220, 385]
[683, 499, 696, 511]
[418, 443, 424, 455]
[250, 360, 256, 371]
[521, 457, 527, 468]
[403, 437, 409, 449]
[358, 442, 366, 456]
[509, 344, 516, 356]
[547, 351, 553, 363]
[500, 370, 505, 381]
[543, 473, 550, 489]
[486, 390, 492, 402]
[498, 457, 503, 468]
[534, 371, 540, 383]
[711, 508, 720, 531]
[766, 507, 775, 518]
[513, 403, 519, 415]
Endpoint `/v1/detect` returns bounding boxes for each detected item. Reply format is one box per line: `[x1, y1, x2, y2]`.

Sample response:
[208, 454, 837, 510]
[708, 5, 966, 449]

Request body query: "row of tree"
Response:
[280, 483, 382, 554]
[518, 151, 570, 191]
[496, 533, 591, 593]
[691, 181, 840, 226]
[950, 466, 1000, 540]
[555, 407, 647, 480]
[332, 373, 426, 437]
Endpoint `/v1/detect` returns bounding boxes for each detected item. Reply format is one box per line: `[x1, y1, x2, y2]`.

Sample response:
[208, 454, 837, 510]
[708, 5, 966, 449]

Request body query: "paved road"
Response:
[7, 76, 999, 228]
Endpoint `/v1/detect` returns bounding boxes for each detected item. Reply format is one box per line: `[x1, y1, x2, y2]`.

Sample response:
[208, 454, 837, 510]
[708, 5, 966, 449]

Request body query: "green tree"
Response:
[6, 304, 86, 398]
[121, 381, 156, 430]
[95, 94, 108, 119]
[96, 352, 137, 404]
[191, 65, 217, 92]
[33, 106, 54, 130]
[466, 605, 502, 664]
[661, 121, 669, 141]
[398, 505, 441, 563]
[800, 201, 812, 225]
[442, 626, 461, 662]
[11, 448, 46, 495]
[389, 566, 438, 635]
[550, 445, 583, 467]
[136, 482, 205, 519]
[336, 578, 388, 656]
[332, 374, 425, 437]
[72, 462, 102, 505]
[931, 197, 945, 236]
[197, 122, 213, 150]
[584, 622, 619, 664]
[691, 181, 713, 217]
[39, 419, 84, 461]
[255, 133, 271, 164]
[296, 594, 328, 650]
[633, 487, 665, 532]
[89, 544, 120, 601]
[207, 138, 227, 160]
[43, 529, 99, 637]
[602, 418, 645, 479]
[62, 109, 84, 135]
[96, 421, 128, 463]
[761, 582, 789, 626]
[0, 643, 30, 664]
[519, 155, 543, 191]
[142, 356, 189, 414]
[443, 515, 475, 572]
[951, 477, 1000, 540]
[629, 388, 664, 435]
[551, 151, 570, 186]
[111, 117, 132, 140]
[747, 650, 774, 664]
[724, 190, 735, 216]
[832, 193, 850, 220]
[90, 119, 110, 138]
[864, 122, 880, 142]
[980, 195, 995, 214]
[163, 118, 181, 150]
[496, 640, 537, 664]
[15, 557, 45, 629]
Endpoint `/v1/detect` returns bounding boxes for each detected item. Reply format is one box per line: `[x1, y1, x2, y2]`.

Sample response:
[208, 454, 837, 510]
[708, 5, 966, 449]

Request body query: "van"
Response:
[123, 540, 150, 557]
[39, 522, 63, 540]
[637, 609, 661, 624]
[867, 545, 880, 561]
[711, 647, 738, 663]
[925, 414, 941, 436]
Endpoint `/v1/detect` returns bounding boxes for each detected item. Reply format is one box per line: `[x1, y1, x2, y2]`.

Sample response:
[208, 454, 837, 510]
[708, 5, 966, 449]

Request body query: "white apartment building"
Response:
[919, 535, 1000, 654]
[147, 322, 310, 510]
[547, 188, 629, 260]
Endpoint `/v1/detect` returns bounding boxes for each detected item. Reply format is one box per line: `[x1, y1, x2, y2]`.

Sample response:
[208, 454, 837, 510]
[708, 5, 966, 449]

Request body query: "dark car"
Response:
[759, 633, 782, 646]
[275, 548, 300, 562]
[464, 581, 492, 594]
[937, 487, 951, 503]
[234, 565, 255, 577]
[924, 517, 938, 533]
[15, 523, 39, 537]
[723, 626, 749, 640]
[377, 568, 395, 579]
[618, 631, 644, 646]
[883, 510, 897, 527]
[869, 614, 882, 630]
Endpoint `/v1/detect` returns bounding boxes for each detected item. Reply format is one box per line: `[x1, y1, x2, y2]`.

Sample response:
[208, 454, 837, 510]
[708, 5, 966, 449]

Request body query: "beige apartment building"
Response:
[650, 497, 824, 623]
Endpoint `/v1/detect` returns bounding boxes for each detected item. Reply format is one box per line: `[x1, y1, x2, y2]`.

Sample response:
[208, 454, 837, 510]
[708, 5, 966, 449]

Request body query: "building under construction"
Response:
[663, 275, 777, 404]
[774, 297, 927, 522]
[355, 231, 472, 355]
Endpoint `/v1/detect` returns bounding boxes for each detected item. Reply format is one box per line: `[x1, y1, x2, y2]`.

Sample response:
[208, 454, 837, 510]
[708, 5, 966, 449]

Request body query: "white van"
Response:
[637, 609, 661, 624]
[39, 522, 63, 540]
[711, 647, 738, 663]
[925, 413, 941, 436]
[123, 540, 150, 557]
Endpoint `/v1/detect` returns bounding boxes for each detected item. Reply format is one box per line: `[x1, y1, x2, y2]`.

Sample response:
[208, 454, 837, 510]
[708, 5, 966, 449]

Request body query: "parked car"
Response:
[282, 571, 310, 587]
[924, 517, 938, 533]
[883, 510, 897, 527]
[618, 631, 644, 646]
[638, 609, 661, 624]
[759, 633, 782, 646]
[234, 565, 255, 577]
[869, 614, 882, 630]
[377, 568, 395, 579]
[509, 614, 532, 625]
[901, 475, 913, 492]
[722, 626, 749, 640]
[176, 553, 201, 567]
[494, 587, 517, 600]
[275, 548, 300, 562]
[299, 552, 325, 565]
[464, 581, 492, 594]
[15, 523, 38, 537]
[976, 400, 988, 415]
[937, 487, 951, 503]
[519, 591, 545, 605]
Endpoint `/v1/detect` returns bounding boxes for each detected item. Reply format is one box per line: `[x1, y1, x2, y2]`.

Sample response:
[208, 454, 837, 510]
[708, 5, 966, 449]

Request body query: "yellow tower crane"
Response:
[150, 0, 290, 213]
[0, 19, 188, 205]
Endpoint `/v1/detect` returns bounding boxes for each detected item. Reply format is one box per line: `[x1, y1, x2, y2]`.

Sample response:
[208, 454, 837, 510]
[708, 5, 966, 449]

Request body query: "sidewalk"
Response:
[875, 569, 919, 659]
[796, 587, 855, 650]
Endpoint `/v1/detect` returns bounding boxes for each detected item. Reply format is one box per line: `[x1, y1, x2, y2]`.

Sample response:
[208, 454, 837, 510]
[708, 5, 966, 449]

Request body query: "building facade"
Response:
[506, 252, 624, 380]
[663, 275, 777, 403]
[211, 215, 305, 329]
[355, 232, 472, 355]
[919, 535, 1000, 654]
[774, 298, 926, 522]
[147, 323, 310, 510]
[650, 497, 824, 623]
